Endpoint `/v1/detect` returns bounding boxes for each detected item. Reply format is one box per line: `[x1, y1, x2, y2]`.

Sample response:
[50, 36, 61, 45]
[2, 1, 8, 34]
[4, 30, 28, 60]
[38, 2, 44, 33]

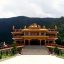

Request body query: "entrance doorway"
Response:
[30, 39, 40, 45]
[25, 40, 29, 45]
[41, 40, 45, 45]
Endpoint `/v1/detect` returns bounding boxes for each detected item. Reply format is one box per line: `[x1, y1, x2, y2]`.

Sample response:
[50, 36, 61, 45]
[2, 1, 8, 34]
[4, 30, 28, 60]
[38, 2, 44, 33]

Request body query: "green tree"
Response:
[0, 51, 2, 59]
[11, 41, 17, 55]
[54, 46, 60, 55]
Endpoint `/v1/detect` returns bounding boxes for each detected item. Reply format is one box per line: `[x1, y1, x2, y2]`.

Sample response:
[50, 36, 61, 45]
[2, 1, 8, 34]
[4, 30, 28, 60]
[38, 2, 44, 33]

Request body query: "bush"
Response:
[17, 47, 22, 54]
[54, 46, 60, 55]
[0, 54, 2, 59]
[6, 51, 8, 56]
[11, 42, 17, 55]
[0, 51, 2, 59]
[48, 47, 53, 54]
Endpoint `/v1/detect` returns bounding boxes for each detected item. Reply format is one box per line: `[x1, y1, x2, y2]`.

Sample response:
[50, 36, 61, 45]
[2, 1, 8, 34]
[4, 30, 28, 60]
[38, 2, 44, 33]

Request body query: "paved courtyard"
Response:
[0, 46, 64, 64]
[22, 45, 49, 55]
[0, 55, 64, 64]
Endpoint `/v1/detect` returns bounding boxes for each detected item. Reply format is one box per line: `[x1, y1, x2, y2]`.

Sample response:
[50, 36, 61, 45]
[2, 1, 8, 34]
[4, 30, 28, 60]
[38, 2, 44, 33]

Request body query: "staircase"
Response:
[22, 46, 49, 55]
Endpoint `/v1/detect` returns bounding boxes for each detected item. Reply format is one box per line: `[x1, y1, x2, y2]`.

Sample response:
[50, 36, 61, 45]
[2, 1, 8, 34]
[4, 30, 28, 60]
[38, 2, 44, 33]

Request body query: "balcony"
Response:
[46, 43, 56, 46]
[47, 31, 58, 34]
[13, 36, 49, 40]
[47, 36, 58, 40]
[14, 29, 22, 32]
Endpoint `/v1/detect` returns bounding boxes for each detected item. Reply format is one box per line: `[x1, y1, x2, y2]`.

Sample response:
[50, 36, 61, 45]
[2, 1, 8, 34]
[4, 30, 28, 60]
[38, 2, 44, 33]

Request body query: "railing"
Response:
[46, 43, 56, 46]
[47, 31, 58, 34]
[14, 29, 22, 32]
[0, 45, 23, 50]
[49, 36, 57, 38]
[13, 29, 57, 32]
[46, 44, 64, 49]
[13, 35, 49, 38]
[13, 35, 57, 38]
[0, 45, 24, 59]
[48, 29, 56, 31]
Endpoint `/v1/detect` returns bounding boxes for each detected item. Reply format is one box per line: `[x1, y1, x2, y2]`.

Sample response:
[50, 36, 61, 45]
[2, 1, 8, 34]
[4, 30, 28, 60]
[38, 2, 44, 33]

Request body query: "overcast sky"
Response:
[0, 0, 64, 18]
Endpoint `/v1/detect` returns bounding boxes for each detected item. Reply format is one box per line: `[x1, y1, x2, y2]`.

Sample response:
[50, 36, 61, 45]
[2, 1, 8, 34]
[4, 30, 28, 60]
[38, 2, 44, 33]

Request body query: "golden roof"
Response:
[28, 23, 41, 29]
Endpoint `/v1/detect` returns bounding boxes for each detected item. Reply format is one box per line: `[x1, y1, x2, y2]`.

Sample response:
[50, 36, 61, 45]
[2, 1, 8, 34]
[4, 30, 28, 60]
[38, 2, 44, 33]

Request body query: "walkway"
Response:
[0, 55, 64, 64]
[22, 45, 49, 55]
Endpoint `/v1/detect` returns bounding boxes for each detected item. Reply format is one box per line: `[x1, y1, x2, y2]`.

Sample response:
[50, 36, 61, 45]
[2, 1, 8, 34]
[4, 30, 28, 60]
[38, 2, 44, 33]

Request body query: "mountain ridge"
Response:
[0, 16, 64, 45]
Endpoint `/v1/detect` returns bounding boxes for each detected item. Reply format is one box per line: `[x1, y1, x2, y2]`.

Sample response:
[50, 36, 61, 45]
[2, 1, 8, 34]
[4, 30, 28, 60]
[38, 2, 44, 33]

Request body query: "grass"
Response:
[2, 54, 12, 58]
[0, 52, 17, 60]
[57, 54, 64, 59]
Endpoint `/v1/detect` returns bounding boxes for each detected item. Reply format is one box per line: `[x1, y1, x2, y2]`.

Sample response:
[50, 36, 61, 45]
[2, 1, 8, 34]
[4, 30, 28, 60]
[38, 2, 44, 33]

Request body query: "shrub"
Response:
[0, 55, 2, 59]
[11, 41, 17, 55]
[0, 51, 2, 59]
[54, 46, 60, 55]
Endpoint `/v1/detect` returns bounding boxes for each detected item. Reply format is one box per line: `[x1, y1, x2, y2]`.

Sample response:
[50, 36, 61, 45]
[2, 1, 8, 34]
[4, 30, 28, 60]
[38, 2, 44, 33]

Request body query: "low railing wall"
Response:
[0, 45, 24, 55]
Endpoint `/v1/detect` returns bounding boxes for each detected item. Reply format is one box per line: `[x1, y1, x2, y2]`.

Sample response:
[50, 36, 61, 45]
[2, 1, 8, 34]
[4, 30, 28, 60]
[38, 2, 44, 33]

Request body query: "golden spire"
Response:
[33, 23, 37, 27]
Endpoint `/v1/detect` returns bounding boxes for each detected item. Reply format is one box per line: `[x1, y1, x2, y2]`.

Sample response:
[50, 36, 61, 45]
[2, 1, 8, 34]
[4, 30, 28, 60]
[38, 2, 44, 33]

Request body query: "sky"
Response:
[0, 0, 64, 18]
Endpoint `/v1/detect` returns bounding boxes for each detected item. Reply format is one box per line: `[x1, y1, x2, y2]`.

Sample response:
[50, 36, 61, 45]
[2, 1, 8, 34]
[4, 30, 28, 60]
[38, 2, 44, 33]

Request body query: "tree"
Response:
[54, 46, 60, 55]
[0, 51, 2, 59]
[11, 41, 17, 55]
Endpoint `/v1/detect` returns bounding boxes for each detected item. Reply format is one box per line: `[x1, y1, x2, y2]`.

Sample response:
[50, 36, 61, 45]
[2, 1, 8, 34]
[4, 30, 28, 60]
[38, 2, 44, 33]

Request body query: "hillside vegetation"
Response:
[0, 16, 64, 45]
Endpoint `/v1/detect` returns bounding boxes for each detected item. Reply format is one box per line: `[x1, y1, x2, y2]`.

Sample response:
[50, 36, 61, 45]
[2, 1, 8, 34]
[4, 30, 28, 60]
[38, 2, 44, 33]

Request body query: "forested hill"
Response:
[0, 16, 64, 45]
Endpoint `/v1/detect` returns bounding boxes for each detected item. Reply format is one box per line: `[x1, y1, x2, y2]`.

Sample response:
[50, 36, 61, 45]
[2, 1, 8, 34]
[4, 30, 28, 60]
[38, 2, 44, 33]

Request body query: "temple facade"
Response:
[11, 23, 58, 46]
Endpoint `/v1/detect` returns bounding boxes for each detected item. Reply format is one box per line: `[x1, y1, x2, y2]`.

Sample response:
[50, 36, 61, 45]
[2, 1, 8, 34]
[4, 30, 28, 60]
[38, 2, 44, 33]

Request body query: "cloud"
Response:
[0, 0, 64, 18]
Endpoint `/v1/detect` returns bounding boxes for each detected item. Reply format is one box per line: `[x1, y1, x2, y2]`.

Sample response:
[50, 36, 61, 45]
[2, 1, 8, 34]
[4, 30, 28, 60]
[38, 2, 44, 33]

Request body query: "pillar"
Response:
[24, 32, 25, 36]
[29, 32, 30, 36]
[20, 40, 22, 45]
[53, 40, 56, 44]
[24, 39, 25, 45]
[45, 40, 46, 46]
[40, 40, 41, 46]
[28, 40, 30, 45]
[39, 32, 41, 36]
[48, 40, 49, 45]
[44, 32, 46, 36]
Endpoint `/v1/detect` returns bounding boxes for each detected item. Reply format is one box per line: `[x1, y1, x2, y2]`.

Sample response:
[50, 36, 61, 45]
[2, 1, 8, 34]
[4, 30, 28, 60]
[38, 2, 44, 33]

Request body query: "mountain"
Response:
[0, 16, 64, 45]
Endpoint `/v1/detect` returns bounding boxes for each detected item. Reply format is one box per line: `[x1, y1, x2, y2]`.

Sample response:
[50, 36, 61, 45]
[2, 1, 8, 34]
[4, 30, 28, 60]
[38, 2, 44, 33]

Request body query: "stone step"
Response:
[22, 46, 49, 55]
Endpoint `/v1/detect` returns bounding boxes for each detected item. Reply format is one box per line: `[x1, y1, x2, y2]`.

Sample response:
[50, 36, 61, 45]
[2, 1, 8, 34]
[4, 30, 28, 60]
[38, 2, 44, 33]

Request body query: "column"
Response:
[29, 32, 30, 36]
[20, 40, 22, 45]
[48, 40, 49, 45]
[24, 32, 25, 36]
[39, 32, 41, 36]
[45, 40, 46, 46]
[53, 40, 56, 44]
[24, 39, 25, 45]
[44, 32, 46, 36]
[28, 40, 30, 45]
[40, 40, 41, 46]
[56, 33, 57, 38]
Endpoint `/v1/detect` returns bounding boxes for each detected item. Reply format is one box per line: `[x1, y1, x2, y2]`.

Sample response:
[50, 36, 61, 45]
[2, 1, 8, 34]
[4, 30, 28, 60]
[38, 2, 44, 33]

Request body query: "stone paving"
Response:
[0, 46, 64, 64]
[22, 45, 49, 55]
[0, 55, 64, 64]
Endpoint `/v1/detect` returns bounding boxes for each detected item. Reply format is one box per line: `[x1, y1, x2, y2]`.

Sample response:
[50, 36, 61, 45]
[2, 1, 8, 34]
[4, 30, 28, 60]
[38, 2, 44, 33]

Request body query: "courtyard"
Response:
[0, 45, 64, 64]
[0, 55, 64, 64]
